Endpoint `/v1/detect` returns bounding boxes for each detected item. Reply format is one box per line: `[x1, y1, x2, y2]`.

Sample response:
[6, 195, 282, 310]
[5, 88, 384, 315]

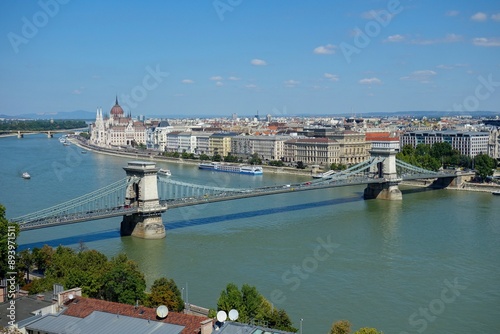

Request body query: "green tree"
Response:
[0, 204, 19, 279]
[269, 160, 284, 167]
[99, 253, 146, 305]
[18, 249, 34, 283]
[212, 153, 222, 162]
[217, 283, 243, 314]
[65, 249, 108, 297]
[216, 283, 297, 332]
[353, 327, 383, 334]
[224, 153, 239, 163]
[296, 161, 306, 169]
[144, 277, 184, 312]
[31, 245, 54, 274]
[415, 144, 431, 156]
[474, 153, 497, 181]
[248, 153, 262, 165]
[430, 142, 453, 160]
[330, 320, 352, 334]
[199, 153, 210, 161]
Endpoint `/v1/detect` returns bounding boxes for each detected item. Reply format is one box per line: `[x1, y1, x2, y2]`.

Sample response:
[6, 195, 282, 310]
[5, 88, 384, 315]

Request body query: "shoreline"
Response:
[68, 136, 313, 177]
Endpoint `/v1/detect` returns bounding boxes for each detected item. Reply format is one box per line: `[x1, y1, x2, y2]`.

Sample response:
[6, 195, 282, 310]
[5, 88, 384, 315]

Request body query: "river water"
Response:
[1, 134, 499, 333]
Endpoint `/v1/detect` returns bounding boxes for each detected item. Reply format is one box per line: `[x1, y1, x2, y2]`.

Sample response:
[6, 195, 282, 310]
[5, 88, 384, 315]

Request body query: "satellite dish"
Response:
[228, 309, 239, 321]
[216, 310, 227, 323]
[68, 294, 74, 300]
[156, 305, 168, 318]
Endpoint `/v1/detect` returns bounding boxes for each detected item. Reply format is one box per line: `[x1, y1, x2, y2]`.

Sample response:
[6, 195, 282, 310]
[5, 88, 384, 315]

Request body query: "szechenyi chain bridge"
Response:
[11, 146, 466, 238]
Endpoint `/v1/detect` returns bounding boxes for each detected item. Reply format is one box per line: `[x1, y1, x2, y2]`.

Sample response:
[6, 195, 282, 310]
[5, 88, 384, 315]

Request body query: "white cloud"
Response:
[491, 13, 500, 21]
[384, 34, 405, 43]
[472, 37, 500, 47]
[284, 79, 300, 87]
[313, 44, 336, 55]
[361, 9, 394, 21]
[400, 70, 437, 83]
[324, 73, 339, 81]
[215, 81, 223, 87]
[471, 12, 488, 22]
[445, 10, 459, 17]
[210, 76, 223, 81]
[358, 77, 382, 85]
[250, 59, 267, 66]
[181, 79, 194, 84]
[72, 87, 85, 95]
[228, 76, 241, 81]
[436, 64, 454, 70]
[245, 84, 257, 89]
[410, 34, 462, 45]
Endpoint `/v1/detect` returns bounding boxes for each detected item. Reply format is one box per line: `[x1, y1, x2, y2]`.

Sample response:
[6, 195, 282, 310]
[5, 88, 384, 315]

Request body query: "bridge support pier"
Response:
[17, 131, 23, 138]
[364, 182, 402, 200]
[47, 131, 53, 138]
[121, 161, 166, 239]
[121, 213, 165, 239]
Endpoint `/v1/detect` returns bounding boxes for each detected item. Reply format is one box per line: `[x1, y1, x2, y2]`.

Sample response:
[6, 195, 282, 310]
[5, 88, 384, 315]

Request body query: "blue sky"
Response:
[0, 0, 499, 117]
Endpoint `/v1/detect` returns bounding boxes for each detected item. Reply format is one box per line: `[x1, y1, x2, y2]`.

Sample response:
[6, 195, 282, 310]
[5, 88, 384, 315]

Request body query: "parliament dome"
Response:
[110, 96, 124, 116]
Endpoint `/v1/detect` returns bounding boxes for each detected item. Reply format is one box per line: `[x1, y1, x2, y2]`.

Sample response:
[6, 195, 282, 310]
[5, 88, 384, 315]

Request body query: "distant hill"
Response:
[0, 110, 95, 120]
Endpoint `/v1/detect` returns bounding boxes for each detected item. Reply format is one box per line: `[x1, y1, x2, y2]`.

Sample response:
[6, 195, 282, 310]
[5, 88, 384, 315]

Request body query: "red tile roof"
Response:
[365, 132, 399, 141]
[63, 297, 209, 334]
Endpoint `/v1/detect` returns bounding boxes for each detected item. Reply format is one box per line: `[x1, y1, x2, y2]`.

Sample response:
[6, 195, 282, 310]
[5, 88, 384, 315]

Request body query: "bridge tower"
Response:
[364, 141, 402, 200]
[120, 161, 166, 239]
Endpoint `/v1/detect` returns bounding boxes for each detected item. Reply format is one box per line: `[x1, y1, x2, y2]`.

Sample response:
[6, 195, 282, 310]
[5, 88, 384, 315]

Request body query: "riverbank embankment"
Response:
[68, 136, 313, 177]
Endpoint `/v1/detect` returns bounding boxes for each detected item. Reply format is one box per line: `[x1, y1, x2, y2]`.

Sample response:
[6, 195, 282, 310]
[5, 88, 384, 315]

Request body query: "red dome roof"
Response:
[110, 96, 124, 116]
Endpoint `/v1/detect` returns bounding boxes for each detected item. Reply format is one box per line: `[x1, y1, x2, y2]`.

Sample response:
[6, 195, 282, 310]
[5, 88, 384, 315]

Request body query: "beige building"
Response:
[330, 130, 371, 165]
[209, 133, 237, 156]
[283, 138, 340, 165]
[90, 97, 146, 148]
[231, 135, 290, 160]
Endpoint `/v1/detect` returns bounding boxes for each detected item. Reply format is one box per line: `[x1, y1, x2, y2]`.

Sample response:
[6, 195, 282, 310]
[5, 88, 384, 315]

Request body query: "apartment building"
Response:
[231, 135, 291, 160]
[400, 130, 489, 158]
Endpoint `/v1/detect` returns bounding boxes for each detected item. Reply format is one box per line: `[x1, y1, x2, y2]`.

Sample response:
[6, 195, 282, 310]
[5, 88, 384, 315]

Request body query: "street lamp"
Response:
[300, 318, 303, 334]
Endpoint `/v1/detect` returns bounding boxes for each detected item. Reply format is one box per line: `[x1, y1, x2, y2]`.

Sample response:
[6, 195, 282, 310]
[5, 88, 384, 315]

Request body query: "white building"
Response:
[400, 130, 490, 158]
[90, 97, 146, 148]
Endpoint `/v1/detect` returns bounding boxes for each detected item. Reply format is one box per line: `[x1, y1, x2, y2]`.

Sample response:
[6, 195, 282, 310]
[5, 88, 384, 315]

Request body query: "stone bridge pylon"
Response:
[120, 161, 167, 239]
[364, 143, 403, 200]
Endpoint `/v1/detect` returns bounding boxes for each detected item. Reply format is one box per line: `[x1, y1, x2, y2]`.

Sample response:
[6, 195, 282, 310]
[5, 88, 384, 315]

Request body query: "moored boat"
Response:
[158, 168, 172, 177]
[198, 162, 263, 175]
[492, 191, 500, 196]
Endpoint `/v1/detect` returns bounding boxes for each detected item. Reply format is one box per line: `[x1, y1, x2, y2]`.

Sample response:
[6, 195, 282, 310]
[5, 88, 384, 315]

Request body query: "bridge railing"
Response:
[12, 177, 131, 224]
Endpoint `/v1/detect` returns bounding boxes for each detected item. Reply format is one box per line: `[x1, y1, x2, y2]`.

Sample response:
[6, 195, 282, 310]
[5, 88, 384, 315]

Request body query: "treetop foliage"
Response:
[215, 283, 297, 332]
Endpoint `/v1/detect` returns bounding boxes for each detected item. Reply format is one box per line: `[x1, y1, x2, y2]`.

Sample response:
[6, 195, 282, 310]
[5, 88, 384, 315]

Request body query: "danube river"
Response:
[1, 134, 499, 333]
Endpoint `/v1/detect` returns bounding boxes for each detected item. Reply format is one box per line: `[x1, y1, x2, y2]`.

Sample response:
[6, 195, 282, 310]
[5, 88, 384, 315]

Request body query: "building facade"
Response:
[90, 97, 146, 148]
[400, 130, 490, 158]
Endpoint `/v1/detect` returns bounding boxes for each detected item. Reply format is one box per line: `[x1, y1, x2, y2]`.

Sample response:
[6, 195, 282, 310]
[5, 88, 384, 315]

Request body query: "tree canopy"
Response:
[215, 283, 297, 332]
[474, 153, 497, 181]
[143, 277, 184, 312]
[23, 246, 146, 305]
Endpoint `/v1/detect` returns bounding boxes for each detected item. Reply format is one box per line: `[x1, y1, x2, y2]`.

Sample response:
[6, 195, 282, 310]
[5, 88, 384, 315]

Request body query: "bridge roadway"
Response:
[17, 173, 453, 231]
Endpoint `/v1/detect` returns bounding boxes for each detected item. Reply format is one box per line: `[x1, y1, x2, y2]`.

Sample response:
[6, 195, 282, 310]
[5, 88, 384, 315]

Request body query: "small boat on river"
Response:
[22, 172, 31, 179]
[157, 168, 172, 177]
[492, 191, 500, 196]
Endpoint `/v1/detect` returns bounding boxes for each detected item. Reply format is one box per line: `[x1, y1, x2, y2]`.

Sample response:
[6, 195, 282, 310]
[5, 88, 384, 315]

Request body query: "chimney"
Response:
[36, 294, 45, 301]
[200, 319, 213, 334]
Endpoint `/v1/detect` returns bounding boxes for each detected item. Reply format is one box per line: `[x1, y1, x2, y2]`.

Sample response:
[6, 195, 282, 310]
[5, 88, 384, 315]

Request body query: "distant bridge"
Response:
[11, 149, 459, 238]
